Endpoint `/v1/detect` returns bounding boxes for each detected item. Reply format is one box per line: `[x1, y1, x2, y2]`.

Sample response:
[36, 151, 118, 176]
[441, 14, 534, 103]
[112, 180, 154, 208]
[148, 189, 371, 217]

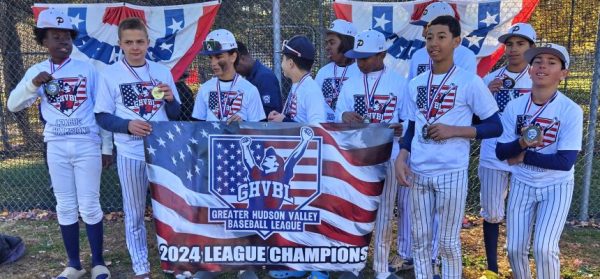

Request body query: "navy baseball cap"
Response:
[280, 35, 315, 61]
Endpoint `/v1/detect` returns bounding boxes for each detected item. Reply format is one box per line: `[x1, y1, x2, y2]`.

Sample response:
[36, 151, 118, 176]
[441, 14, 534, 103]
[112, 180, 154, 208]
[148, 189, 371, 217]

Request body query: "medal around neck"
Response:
[362, 115, 371, 123]
[44, 80, 60, 96]
[502, 76, 516, 89]
[151, 86, 164, 99]
[524, 125, 542, 144]
[422, 124, 430, 140]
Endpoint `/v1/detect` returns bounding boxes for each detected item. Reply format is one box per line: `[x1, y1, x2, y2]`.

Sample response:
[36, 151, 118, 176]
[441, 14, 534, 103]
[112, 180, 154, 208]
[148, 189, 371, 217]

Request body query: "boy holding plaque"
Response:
[477, 23, 536, 279]
[495, 43, 582, 279]
[94, 17, 181, 278]
[8, 8, 113, 279]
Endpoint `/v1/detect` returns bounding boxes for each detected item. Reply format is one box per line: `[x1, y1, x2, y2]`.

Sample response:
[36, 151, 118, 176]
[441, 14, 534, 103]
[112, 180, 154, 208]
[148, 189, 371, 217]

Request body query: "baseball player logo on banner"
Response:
[120, 82, 164, 121]
[45, 76, 88, 117]
[208, 127, 322, 239]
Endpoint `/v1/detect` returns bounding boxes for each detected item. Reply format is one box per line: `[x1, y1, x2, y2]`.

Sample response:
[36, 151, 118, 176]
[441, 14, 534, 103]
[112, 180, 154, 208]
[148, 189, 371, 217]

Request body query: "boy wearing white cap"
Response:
[408, 1, 477, 80]
[477, 23, 536, 279]
[496, 43, 582, 279]
[315, 19, 361, 122]
[193, 29, 266, 123]
[395, 16, 501, 279]
[335, 29, 407, 279]
[8, 9, 112, 279]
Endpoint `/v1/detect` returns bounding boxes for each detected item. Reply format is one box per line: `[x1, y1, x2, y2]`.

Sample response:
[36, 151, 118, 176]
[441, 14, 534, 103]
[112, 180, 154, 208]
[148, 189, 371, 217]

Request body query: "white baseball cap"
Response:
[36, 9, 74, 30]
[344, 29, 388, 59]
[524, 43, 570, 69]
[498, 23, 537, 44]
[200, 29, 238, 55]
[328, 19, 357, 37]
[412, 1, 456, 26]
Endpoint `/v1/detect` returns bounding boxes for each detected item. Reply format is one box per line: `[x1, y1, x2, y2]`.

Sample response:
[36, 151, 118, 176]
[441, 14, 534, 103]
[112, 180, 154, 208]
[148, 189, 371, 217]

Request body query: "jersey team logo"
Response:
[496, 88, 530, 112]
[516, 115, 560, 150]
[208, 127, 322, 239]
[120, 82, 163, 120]
[416, 64, 430, 76]
[416, 85, 457, 119]
[322, 77, 348, 110]
[208, 91, 244, 119]
[45, 76, 87, 117]
[353, 94, 397, 123]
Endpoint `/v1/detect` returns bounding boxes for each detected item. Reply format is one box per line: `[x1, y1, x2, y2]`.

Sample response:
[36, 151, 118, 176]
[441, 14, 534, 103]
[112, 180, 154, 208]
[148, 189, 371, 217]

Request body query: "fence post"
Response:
[579, 13, 600, 222]
[272, 0, 282, 87]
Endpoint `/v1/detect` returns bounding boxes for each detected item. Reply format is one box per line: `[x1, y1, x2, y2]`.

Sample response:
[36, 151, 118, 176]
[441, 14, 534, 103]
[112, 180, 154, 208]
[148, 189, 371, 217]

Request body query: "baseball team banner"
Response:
[32, 2, 220, 80]
[144, 122, 393, 273]
[333, 0, 539, 77]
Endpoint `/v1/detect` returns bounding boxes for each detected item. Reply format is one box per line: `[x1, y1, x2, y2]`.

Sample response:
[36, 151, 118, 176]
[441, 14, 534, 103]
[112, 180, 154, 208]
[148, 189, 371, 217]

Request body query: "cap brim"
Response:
[410, 20, 429, 26]
[498, 34, 534, 44]
[36, 25, 76, 31]
[524, 47, 568, 69]
[200, 49, 228, 55]
[344, 50, 377, 59]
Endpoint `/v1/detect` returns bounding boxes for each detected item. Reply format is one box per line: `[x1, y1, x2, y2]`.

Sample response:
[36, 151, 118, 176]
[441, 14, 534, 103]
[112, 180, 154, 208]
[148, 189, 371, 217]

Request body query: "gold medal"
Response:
[151, 86, 164, 99]
[523, 125, 542, 144]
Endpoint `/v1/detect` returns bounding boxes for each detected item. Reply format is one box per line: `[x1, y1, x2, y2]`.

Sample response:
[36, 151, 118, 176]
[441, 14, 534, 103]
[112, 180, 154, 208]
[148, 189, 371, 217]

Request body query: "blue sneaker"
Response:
[388, 255, 414, 272]
[268, 271, 307, 278]
[307, 271, 329, 279]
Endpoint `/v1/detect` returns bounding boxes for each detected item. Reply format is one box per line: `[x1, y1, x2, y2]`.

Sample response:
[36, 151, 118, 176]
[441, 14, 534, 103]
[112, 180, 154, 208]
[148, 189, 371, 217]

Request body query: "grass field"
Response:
[0, 217, 598, 279]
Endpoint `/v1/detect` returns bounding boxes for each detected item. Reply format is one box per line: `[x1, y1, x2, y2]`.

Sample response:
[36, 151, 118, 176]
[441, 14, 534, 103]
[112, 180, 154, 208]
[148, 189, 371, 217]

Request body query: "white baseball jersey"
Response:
[497, 91, 583, 187]
[192, 75, 266, 122]
[479, 67, 532, 171]
[408, 45, 477, 80]
[282, 75, 327, 124]
[404, 66, 498, 176]
[94, 59, 180, 161]
[8, 59, 102, 144]
[315, 62, 362, 122]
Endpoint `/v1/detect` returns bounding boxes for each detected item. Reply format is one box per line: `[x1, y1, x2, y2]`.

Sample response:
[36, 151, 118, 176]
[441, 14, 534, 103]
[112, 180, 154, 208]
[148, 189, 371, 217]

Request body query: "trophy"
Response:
[151, 86, 164, 99]
[45, 80, 60, 96]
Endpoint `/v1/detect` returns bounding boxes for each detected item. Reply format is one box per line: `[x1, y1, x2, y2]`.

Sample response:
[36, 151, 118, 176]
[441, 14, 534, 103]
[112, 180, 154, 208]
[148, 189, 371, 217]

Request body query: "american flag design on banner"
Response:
[32, 2, 220, 80]
[495, 88, 531, 112]
[323, 77, 348, 110]
[144, 122, 393, 273]
[416, 85, 457, 119]
[352, 94, 397, 123]
[120, 82, 163, 121]
[515, 115, 560, 150]
[45, 76, 87, 117]
[333, 0, 540, 77]
[208, 91, 244, 120]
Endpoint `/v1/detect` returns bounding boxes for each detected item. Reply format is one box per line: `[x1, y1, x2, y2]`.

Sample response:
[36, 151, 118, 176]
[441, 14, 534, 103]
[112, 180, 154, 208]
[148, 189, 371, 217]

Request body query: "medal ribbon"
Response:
[122, 59, 156, 85]
[216, 74, 240, 120]
[331, 64, 349, 101]
[425, 65, 456, 123]
[523, 91, 558, 125]
[283, 73, 310, 116]
[497, 65, 530, 86]
[363, 67, 385, 112]
[49, 58, 71, 75]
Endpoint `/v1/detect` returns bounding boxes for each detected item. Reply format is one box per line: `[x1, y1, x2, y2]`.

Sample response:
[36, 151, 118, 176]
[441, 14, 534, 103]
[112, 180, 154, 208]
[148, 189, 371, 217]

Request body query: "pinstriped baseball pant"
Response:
[373, 160, 399, 273]
[478, 166, 510, 223]
[117, 155, 151, 275]
[410, 169, 468, 279]
[506, 178, 573, 279]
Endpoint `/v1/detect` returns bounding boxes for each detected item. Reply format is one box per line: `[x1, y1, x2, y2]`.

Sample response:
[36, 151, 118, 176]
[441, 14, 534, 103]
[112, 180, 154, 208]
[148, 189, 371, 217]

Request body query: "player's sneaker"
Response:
[478, 270, 499, 279]
[388, 255, 414, 272]
[376, 272, 400, 279]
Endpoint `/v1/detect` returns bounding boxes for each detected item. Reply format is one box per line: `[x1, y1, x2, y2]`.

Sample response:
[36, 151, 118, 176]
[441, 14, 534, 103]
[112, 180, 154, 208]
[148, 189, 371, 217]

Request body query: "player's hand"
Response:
[156, 83, 174, 102]
[128, 120, 152, 137]
[519, 126, 544, 148]
[226, 114, 242, 124]
[395, 150, 413, 187]
[240, 137, 252, 147]
[300, 127, 314, 141]
[507, 151, 525, 165]
[268, 111, 285, 122]
[342, 112, 363, 123]
[488, 78, 503, 94]
[32, 71, 53, 87]
[389, 122, 403, 137]
[101, 154, 114, 169]
[426, 123, 454, 141]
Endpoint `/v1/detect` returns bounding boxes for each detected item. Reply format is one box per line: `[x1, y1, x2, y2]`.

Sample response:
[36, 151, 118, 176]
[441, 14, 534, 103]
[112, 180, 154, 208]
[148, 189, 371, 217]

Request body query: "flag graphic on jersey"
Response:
[323, 77, 348, 110]
[516, 115, 560, 150]
[495, 88, 530, 112]
[416, 85, 457, 119]
[120, 82, 163, 120]
[45, 76, 87, 117]
[208, 91, 243, 120]
[144, 122, 393, 272]
[208, 126, 321, 239]
[353, 94, 397, 123]
[333, 0, 540, 76]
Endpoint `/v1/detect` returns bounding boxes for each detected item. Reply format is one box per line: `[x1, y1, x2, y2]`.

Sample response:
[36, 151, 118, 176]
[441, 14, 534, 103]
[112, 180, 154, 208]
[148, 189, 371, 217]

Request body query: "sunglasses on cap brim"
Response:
[202, 40, 222, 52]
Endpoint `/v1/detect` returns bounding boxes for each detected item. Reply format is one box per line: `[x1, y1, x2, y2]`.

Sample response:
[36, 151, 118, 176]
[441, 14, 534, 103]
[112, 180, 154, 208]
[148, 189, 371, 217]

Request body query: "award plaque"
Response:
[151, 87, 164, 99]
[524, 125, 542, 144]
[45, 80, 60, 96]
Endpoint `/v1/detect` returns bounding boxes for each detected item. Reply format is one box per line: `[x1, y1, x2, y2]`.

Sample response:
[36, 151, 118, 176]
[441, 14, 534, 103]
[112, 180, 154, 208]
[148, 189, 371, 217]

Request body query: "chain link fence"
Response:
[0, 0, 599, 219]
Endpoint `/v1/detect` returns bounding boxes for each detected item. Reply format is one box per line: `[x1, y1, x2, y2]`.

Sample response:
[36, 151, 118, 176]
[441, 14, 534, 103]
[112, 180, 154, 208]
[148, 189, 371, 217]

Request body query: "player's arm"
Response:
[7, 67, 45, 112]
[87, 65, 114, 163]
[240, 137, 257, 169]
[395, 120, 415, 186]
[161, 72, 182, 120]
[256, 72, 283, 114]
[284, 127, 313, 174]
